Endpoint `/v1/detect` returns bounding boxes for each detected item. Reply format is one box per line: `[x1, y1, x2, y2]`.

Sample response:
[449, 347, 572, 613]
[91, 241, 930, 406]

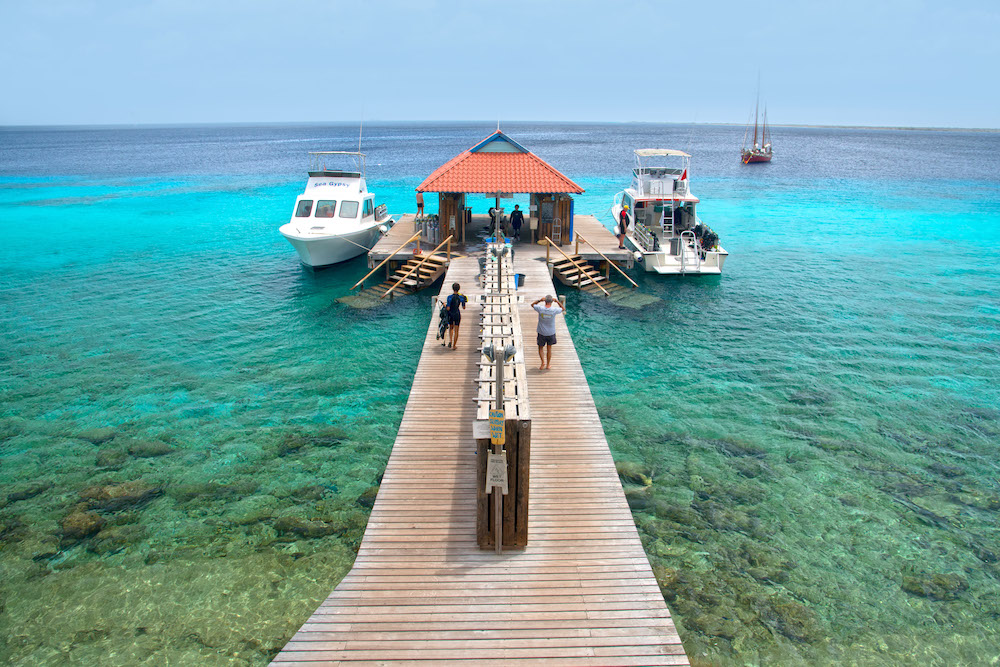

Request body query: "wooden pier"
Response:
[370, 213, 632, 265]
[272, 240, 687, 665]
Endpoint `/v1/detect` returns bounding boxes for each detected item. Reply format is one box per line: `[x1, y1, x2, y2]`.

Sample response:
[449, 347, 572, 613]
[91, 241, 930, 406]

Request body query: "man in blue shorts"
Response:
[532, 294, 564, 370]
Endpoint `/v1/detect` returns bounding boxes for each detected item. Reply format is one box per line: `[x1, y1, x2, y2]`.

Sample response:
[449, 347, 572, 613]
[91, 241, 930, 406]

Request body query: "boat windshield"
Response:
[295, 200, 313, 217]
[315, 200, 336, 218]
[339, 201, 359, 218]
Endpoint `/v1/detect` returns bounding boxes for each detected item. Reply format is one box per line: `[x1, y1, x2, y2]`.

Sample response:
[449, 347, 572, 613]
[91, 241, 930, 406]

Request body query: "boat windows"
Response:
[295, 200, 313, 217]
[362, 199, 374, 218]
[339, 200, 360, 218]
[315, 200, 336, 217]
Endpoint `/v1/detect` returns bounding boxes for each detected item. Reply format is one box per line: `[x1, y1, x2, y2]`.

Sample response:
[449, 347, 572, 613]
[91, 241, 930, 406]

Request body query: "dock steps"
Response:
[550, 254, 662, 308]
[551, 255, 608, 289]
[337, 252, 454, 308]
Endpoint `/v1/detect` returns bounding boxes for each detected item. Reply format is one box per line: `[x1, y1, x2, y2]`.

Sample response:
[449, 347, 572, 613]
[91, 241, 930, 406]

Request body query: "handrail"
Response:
[351, 231, 421, 290]
[680, 230, 700, 273]
[382, 235, 454, 298]
[574, 233, 638, 288]
[543, 236, 610, 297]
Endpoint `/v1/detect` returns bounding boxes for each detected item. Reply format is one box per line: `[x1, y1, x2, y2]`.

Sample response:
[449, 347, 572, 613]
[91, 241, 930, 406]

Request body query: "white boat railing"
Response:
[633, 222, 655, 252]
[308, 151, 365, 177]
[680, 230, 701, 273]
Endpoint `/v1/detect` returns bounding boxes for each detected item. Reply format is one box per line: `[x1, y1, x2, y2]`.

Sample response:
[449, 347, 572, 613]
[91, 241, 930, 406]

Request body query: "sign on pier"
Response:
[486, 450, 509, 495]
[489, 409, 505, 445]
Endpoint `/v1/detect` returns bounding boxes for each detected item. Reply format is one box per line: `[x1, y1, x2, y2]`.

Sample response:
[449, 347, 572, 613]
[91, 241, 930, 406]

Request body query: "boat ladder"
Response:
[660, 206, 674, 238]
[679, 230, 701, 273]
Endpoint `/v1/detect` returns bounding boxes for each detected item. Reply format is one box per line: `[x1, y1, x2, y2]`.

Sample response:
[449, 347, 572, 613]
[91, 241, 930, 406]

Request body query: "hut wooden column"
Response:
[556, 196, 573, 245]
[437, 193, 465, 243]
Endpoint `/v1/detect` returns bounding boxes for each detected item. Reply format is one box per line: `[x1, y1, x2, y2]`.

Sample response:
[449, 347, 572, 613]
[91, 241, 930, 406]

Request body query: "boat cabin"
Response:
[630, 149, 692, 197]
[289, 151, 389, 226]
[620, 149, 699, 236]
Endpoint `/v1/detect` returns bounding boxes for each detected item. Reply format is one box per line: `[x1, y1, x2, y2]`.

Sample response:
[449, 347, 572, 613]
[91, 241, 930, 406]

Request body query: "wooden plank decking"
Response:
[371, 213, 631, 266]
[271, 251, 687, 665]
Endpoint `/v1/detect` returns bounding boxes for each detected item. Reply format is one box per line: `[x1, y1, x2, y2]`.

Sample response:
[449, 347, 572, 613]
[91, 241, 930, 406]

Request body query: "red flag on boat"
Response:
[680, 169, 687, 180]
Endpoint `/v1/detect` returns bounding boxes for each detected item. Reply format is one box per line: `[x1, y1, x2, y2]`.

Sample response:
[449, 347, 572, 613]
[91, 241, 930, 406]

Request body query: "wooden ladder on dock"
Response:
[387, 253, 449, 291]
[346, 253, 450, 305]
[551, 254, 631, 297]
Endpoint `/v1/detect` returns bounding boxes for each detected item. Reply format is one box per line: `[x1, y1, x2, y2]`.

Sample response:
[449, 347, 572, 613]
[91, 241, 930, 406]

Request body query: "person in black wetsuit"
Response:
[441, 282, 467, 350]
[510, 204, 524, 241]
[618, 204, 630, 249]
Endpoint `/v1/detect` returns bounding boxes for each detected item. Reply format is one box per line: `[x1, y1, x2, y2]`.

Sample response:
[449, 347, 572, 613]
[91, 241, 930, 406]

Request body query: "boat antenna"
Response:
[358, 119, 363, 154]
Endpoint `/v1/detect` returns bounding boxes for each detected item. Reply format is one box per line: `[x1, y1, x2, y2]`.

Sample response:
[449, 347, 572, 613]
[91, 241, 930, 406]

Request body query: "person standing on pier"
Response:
[416, 191, 424, 217]
[532, 295, 564, 370]
[510, 204, 524, 241]
[618, 204, 630, 249]
[443, 282, 467, 350]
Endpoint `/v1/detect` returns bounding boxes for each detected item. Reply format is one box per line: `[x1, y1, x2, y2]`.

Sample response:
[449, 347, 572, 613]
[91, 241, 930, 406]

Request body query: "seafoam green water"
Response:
[2, 123, 999, 665]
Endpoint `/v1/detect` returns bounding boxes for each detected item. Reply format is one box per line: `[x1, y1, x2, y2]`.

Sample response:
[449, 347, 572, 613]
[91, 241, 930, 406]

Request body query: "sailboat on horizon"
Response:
[741, 91, 773, 164]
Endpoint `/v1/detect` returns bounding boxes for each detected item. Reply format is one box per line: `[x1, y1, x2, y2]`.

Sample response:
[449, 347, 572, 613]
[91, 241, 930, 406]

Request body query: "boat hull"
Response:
[741, 151, 772, 164]
[627, 236, 727, 275]
[279, 223, 387, 268]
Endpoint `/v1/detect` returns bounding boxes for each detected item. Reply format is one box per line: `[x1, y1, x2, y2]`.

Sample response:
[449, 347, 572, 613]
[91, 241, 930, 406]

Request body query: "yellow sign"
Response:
[489, 409, 505, 445]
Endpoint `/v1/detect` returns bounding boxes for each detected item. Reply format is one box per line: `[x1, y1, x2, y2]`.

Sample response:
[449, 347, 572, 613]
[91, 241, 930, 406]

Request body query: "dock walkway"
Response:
[272, 251, 686, 665]
[370, 214, 631, 265]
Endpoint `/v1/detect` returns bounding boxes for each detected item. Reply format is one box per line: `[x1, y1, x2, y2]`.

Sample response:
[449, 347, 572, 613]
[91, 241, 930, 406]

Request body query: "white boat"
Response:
[279, 152, 394, 268]
[611, 149, 728, 275]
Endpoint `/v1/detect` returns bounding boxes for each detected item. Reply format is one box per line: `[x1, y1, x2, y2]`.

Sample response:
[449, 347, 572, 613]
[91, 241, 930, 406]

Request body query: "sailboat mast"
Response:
[753, 97, 759, 147]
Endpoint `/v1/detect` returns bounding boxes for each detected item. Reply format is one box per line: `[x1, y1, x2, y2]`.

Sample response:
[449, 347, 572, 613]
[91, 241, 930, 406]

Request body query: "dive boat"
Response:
[741, 95, 773, 164]
[279, 152, 394, 268]
[611, 149, 728, 275]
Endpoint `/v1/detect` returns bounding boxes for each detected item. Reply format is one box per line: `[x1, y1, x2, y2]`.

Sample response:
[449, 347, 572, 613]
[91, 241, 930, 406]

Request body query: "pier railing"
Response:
[544, 236, 611, 297]
[351, 231, 422, 290]
[381, 235, 453, 298]
[575, 233, 638, 287]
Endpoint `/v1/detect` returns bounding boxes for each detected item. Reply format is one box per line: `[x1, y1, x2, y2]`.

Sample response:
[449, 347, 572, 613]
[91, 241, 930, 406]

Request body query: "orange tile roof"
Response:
[416, 132, 584, 194]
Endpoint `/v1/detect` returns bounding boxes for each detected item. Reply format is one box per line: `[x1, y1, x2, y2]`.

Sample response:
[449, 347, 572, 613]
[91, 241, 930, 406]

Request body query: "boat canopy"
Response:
[308, 151, 365, 178]
[635, 149, 690, 158]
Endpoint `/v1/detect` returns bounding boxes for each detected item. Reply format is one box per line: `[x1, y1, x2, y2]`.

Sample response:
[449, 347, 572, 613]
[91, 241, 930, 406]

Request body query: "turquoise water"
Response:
[2, 123, 1000, 664]
[571, 173, 1000, 664]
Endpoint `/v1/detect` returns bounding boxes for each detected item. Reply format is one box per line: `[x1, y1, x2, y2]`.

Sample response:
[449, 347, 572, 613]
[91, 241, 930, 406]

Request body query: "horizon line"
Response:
[1, 119, 998, 133]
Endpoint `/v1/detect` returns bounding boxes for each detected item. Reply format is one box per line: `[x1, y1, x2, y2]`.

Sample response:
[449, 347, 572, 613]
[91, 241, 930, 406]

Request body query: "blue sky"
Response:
[2, 0, 997, 128]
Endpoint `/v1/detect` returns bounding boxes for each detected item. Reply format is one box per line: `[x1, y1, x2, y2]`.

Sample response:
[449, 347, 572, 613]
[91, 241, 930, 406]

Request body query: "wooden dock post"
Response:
[476, 416, 530, 550]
